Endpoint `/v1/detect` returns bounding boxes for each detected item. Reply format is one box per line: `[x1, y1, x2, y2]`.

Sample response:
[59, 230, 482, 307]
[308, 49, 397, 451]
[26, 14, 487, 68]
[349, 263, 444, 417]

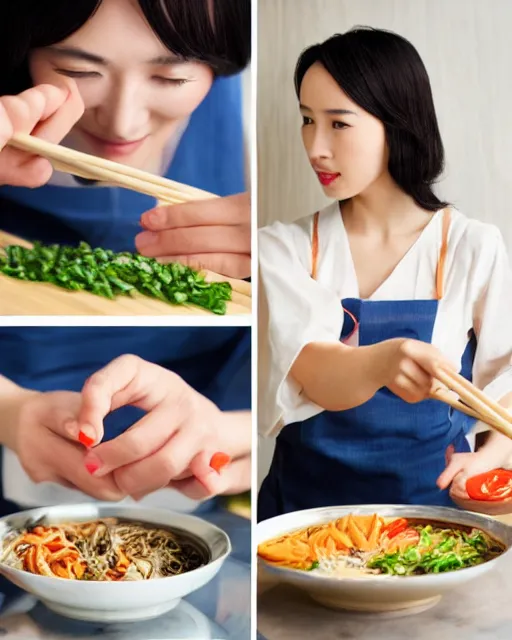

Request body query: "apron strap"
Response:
[435, 208, 451, 300]
[310, 207, 452, 299]
[311, 211, 320, 280]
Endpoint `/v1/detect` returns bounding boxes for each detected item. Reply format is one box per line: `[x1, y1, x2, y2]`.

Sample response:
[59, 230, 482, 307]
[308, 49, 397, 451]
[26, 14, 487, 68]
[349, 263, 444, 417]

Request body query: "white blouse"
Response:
[258, 202, 512, 437]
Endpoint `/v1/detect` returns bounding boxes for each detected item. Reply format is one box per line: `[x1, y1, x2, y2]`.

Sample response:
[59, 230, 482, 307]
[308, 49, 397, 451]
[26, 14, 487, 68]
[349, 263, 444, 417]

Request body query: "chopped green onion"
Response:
[0, 242, 232, 315]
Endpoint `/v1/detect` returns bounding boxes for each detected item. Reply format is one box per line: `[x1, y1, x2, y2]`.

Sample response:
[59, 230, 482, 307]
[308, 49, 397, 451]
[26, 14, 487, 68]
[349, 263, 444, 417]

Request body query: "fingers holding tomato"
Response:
[448, 464, 512, 515]
[454, 468, 512, 515]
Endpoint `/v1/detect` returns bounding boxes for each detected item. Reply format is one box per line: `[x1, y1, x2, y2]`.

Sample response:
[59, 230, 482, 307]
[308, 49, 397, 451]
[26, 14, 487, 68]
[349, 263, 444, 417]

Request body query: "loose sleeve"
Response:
[258, 220, 344, 436]
[470, 227, 512, 401]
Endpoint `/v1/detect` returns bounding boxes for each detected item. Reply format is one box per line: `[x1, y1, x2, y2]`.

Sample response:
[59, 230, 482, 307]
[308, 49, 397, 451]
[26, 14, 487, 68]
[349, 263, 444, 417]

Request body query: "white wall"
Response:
[257, 0, 512, 486]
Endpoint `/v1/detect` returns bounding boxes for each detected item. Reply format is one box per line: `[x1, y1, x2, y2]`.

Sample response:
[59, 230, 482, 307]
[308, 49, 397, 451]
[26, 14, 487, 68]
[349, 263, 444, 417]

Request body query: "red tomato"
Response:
[466, 469, 512, 502]
[381, 518, 408, 540]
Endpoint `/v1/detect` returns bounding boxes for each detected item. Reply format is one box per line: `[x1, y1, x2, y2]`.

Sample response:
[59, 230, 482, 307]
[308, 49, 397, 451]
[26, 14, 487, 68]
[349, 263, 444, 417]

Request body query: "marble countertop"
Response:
[0, 509, 251, 640]
[258, 515, 512, 640]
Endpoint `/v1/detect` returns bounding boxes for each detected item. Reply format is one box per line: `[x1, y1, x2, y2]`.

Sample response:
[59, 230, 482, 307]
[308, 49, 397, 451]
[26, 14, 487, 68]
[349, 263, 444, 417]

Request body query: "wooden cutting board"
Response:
[0, 231, 251, 316]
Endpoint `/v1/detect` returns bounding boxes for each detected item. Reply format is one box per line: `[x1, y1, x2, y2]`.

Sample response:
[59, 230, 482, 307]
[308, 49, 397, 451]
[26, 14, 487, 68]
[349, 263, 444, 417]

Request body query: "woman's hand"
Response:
[0, 81, 84, 187]
[8, 389, 125, 501]
[374, 338, 456, 404]
[73, 355, 250, 501]
[136, 192, 251, 279]
[438, 438, 512, 515]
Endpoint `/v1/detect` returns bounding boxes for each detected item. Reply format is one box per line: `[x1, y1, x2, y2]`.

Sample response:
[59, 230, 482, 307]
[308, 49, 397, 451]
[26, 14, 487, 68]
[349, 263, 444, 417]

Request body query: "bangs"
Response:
[29, 1, 102, 48]
[139, 0, 251, 75]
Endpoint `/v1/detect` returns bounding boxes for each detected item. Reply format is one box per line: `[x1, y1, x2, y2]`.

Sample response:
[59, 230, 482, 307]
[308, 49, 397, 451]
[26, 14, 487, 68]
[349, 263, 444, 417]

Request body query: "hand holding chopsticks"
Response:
[429, 364, 512, 440]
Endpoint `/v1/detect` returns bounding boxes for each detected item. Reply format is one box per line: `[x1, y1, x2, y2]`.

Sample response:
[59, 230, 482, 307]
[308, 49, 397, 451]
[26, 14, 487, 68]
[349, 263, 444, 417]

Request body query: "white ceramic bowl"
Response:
[257, 504, 512, 616]
[0, 503, 231, 623]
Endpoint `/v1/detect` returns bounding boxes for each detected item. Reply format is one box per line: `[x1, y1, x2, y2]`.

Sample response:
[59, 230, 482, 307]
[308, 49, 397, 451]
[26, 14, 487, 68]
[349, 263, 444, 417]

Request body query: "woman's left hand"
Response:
[72, 355, 250, 501]
[437, 443, 512, 515]
[135, 192, 251, 279]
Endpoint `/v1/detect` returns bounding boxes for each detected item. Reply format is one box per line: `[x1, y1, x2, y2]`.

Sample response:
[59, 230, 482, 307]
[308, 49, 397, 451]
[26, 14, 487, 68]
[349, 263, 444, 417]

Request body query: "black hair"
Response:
[294, 27, 448, 212]
[0, 0, 251, 95]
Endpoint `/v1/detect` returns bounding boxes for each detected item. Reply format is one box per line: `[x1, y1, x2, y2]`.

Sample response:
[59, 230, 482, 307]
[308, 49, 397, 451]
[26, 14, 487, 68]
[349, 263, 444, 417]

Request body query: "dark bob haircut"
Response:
[0, 0, 251, 95]
[294, 27, 448, 212]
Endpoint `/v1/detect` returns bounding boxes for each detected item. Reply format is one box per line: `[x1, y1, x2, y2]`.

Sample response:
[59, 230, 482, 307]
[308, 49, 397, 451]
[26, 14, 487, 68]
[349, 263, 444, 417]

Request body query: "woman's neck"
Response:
[342, 173, 434, 237]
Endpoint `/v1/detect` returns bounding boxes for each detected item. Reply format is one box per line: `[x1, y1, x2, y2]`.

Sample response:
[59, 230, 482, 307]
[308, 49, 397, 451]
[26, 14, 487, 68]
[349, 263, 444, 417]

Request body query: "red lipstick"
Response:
[317, 172, 340, 186]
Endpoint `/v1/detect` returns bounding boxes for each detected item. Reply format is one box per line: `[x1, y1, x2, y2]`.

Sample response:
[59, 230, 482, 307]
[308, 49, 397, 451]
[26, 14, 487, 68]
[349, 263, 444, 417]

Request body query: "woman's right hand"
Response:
[0, 81, 84, 187]
[9, 390, 125, 501]
[374, 338, 456, 403]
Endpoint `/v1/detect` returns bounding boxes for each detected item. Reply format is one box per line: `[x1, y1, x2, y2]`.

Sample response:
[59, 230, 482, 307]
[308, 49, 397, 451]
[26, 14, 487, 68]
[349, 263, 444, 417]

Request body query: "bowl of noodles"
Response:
[257, 504, 512, 616]
[0, 503, 231, 622]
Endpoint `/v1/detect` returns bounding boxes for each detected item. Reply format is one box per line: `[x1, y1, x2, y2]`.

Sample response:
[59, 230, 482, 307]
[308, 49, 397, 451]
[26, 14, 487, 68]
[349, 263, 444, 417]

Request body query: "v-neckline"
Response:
[337, 204, 443, 301]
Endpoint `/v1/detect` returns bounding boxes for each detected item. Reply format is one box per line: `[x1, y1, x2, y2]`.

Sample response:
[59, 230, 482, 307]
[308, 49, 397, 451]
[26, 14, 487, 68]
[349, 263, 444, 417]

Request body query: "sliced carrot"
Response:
[72, 561, 86, 579]
[347, 515, 370, 550]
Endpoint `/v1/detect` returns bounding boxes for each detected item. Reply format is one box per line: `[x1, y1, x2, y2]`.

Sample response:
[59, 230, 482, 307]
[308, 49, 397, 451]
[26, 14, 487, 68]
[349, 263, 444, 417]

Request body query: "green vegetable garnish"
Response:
[0, 241, 232, 315]
[367, 525, 502, 576]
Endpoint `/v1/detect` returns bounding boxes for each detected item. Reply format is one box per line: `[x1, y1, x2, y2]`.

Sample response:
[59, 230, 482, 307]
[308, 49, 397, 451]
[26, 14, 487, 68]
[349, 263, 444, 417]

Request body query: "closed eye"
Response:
[152, 77, 189, 86]
[54, 69, 101, 79]
[54, 69, 100, 78]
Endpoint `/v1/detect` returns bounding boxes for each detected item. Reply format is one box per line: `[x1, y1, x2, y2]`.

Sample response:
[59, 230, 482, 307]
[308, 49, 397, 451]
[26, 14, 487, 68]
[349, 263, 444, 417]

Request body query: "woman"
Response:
[0, 0, 251, 277]
[258, 27, 512, 520]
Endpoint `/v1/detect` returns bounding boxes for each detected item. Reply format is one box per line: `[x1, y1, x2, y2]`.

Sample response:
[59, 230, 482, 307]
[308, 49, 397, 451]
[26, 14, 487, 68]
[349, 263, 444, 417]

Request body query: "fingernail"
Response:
[139, 210, 156, 230]
[78, 425, 96, 448]
[210, 453, 231, 474]
[84, 453, 101, 476]
[146, 211, 162, 228]
[136, 231, 158, 248]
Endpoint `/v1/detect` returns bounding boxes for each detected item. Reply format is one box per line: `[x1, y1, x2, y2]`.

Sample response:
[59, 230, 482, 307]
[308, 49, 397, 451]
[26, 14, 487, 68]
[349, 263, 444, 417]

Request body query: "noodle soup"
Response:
[0, 517, 210, 581]
[258, 513, 506, 578]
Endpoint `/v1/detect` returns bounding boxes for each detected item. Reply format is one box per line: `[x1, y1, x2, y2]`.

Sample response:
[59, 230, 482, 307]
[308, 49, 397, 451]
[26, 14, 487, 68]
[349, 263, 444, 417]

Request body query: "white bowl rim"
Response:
[0, 503, 232, 586]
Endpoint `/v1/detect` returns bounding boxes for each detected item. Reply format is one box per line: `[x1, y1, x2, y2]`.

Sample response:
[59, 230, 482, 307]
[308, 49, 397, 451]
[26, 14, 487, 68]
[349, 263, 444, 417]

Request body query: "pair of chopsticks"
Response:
[429, 365, 512, 440]
[7, 132, 216, 205]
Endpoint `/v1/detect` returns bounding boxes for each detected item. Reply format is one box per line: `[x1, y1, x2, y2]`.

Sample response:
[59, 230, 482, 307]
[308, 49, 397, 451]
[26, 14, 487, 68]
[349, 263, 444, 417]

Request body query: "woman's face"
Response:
[29, 0, 214, 171]
[299, 62, 388, 200]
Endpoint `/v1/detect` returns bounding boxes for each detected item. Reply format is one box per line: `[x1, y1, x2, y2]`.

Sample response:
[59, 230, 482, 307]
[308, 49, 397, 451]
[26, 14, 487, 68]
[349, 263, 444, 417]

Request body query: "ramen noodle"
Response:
[258, 514, 505, 577]
[0, 518, 208, 581]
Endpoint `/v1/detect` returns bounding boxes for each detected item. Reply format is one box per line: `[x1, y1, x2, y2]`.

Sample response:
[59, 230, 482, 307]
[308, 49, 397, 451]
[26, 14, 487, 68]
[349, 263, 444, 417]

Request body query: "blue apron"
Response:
[0, 75, 248, 515]
[258, 209, 474, 520]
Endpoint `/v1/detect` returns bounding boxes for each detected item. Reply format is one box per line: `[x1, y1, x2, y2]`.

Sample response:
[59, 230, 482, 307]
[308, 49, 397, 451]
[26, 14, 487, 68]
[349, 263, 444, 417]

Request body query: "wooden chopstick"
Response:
[434, 366, 512, 440]
[429, 386, 504, 429]
[439, 366, 512, 424]
[50, 157, 186, 205]
[7, 132, 216, 203]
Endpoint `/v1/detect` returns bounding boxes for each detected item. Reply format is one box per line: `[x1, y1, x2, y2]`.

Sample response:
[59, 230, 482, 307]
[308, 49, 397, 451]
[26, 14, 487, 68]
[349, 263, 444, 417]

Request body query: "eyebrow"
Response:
[149, 55, 187, 65]
[47, 46, 107, 65]
[47, 46, 186, 66]
[299, 103, 358, 116]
